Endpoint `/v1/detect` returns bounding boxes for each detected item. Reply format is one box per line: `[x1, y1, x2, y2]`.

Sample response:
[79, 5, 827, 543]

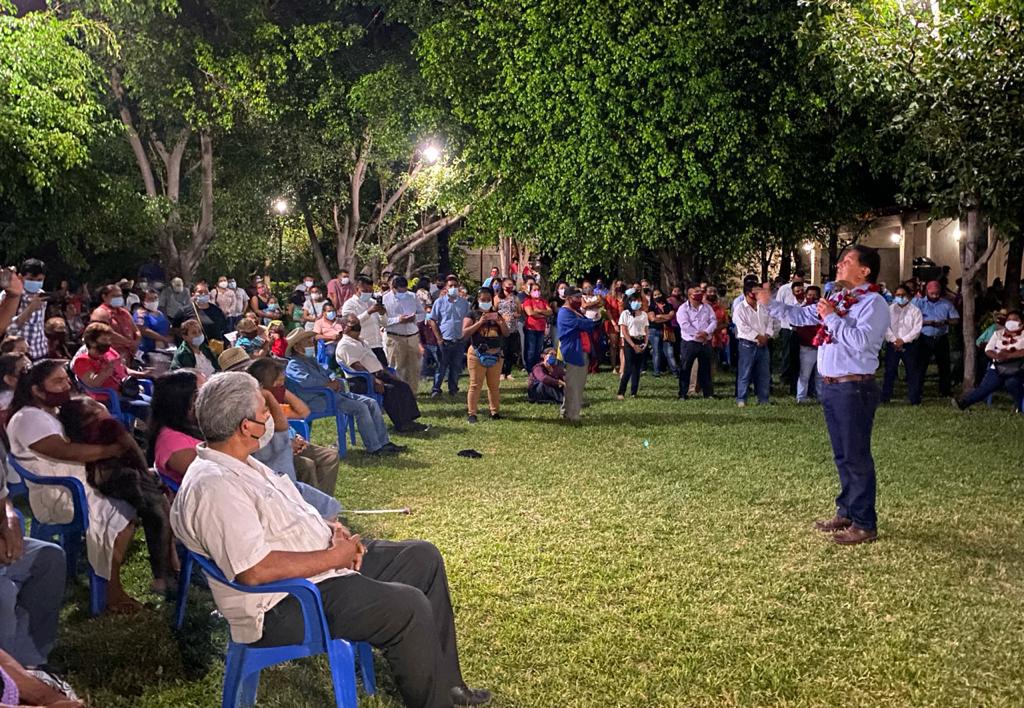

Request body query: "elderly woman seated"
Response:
[70, 322, 152, 418]
[527, 348, 566, 404]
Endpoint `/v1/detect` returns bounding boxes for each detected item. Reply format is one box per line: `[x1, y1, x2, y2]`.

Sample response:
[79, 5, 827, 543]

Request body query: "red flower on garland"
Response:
[811, 283, 881, 346]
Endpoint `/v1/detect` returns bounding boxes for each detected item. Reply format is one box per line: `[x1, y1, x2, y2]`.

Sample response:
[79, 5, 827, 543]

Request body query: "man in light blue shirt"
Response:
[911, 281, 960, 399]
[428, 275, 471, 396]
[762, 246, 890, 546]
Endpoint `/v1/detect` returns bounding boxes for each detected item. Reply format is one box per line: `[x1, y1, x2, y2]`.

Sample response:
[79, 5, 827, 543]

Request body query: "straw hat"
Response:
[218, 346, 251, 372]
[285, 328, 317, 355]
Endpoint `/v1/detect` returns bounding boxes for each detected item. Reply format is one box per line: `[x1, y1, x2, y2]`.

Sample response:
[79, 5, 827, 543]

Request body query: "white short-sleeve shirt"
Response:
[335, 335, 383, 373]
[618, 310, 650, 338]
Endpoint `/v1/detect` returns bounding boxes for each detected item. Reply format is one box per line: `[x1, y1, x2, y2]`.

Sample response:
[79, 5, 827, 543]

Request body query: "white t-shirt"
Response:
[618, 310, 650, 338]
[335, 335, 383, 373]
[302, 299, 326, 331]
[6, 406, 133, 579]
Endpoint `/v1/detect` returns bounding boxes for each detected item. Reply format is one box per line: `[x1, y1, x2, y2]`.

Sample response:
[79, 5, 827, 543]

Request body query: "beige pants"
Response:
[467, 350, 502, 416]
[386, 333, 421, 394]
[561, 354, 588, 422]
[294, 442, 339, 496]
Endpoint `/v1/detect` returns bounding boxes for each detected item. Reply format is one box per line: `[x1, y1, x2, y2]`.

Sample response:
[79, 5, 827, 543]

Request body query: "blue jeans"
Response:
[439, 340, 465, 394]
[0, 537, 65, 666]
[649, 328, 665, 374]
[959, 367, 1023, 410]
[524, 329, 545, 371]
[736, 340, 770, 403]
[334, 392, 390, 452]
[422, 343, 442, 390]
[820, 379, 879, 530]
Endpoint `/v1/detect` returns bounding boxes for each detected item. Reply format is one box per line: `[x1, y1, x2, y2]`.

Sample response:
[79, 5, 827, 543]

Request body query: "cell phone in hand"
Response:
[0, 268, 14, 290]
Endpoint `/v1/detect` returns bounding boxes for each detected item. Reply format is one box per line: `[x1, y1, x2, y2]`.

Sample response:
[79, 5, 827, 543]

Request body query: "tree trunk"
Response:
[1004, 234, 1023, 309]
[827, 227, 840, 282]
[778, 238, 793, 283]
[405, 251, 416, 279]
[301, 199, 332, 282]
[437, 225, 451, 277]
[959, 210, 999, 394]
[179, 130, 216, 282]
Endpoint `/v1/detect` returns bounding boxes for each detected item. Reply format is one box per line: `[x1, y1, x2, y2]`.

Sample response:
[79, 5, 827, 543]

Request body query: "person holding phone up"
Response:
[462, 288, 509, 423]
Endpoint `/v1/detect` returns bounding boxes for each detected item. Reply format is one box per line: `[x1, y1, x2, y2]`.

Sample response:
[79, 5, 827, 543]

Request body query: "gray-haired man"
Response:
[170, 372, 491, 708]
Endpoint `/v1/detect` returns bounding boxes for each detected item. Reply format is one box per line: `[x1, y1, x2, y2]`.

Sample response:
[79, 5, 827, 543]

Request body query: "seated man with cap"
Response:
[336, 314, 428, 434]
[283, 329, 404, 457]
[170, 372, 492, 708]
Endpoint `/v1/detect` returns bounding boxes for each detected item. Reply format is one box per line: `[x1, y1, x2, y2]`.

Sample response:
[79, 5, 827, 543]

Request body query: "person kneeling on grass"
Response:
[170, 373, 492, 708]
[527, 348, 565, 404]
[955, 309, 1024, 412]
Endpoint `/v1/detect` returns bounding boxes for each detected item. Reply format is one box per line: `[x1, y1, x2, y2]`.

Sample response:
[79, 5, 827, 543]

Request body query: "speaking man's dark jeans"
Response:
[820, 378, 879, 531]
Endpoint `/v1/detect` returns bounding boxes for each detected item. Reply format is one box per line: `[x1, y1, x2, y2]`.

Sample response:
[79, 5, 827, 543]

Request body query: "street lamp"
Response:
[420, 143, 442, 165]
[802, 242, 814, 253]
[274, 198, 289, 215]
[273, 198, 289, 265]
[890, 232, 901, 244]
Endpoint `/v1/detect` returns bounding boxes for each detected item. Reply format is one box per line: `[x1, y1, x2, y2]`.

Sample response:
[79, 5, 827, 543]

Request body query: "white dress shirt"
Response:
[886, 302, 923, 344]
[732, 299, 778, 342]
[170, 445, 351, 644]
[340, 295, 383, 348]
[335, 334, 383, 372]
[382, 290, 425, 336]
[777, 288, 802, 330]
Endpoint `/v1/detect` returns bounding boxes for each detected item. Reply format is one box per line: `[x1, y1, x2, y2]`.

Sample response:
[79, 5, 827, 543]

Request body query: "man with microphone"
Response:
[761, 246, 890, 545]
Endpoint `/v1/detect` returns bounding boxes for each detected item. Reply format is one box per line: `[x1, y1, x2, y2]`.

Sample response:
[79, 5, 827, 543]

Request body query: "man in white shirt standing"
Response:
[341, 275, 387, 367]
[732, 281, 778, 407]
[170, 373, 490, 707]
[881, 283, 924, 404]
[675, 286, 717, 399]
[382, 276, 425, 394]
[775, 279, 806, 394]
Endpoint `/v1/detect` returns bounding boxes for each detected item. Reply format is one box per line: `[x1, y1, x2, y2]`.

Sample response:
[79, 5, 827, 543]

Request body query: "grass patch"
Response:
[52, 372, 1024, 706]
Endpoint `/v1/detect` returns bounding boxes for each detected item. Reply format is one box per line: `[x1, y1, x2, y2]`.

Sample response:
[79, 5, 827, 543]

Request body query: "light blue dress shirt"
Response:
[767, 285, 890, 378]
[431, 295, 471, 341]
[912, 296, 960, 338]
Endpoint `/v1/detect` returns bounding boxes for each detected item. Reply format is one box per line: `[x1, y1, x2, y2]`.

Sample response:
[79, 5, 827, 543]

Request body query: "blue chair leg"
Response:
[61, 531, 82, 579]
[89, 570, 108, 616]
[174, 546, 194, 630]
[348, 415, 356, 446]
[239, 667, 261, 708]
[221, 645, 247, 708]
[357, 641, 376, 695]
[326, 640, 358, 708]
[986, 393, 993, 406]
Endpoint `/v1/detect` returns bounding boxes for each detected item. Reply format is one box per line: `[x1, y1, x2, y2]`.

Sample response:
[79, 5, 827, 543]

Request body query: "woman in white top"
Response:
[5, 359, 140, 613]
[955, 309, 1024, 411]
[617, 291, 650, 399]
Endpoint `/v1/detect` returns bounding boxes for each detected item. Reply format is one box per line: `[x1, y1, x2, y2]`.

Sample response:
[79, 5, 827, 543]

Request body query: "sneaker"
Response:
[466, 415, 478, 424]
[737, 401, 746, 408]
[382, 442, 408, 453]
[489, 412, 503, 420]
[430, 390, 441, 399]
[28, 669, 80, 701]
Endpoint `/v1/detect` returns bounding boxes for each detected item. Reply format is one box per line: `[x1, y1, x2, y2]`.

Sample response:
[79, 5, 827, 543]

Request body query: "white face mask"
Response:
[478, 300, 493, 311]
[218, 280, 228, 289]
[340, 277, 350, 285]
[304, 280, 314, 288]
[1005, 320, 1022, 333]
[250, 413, 274, 450]
[144, 300, 159, 312]
[359, 292, 373, 303]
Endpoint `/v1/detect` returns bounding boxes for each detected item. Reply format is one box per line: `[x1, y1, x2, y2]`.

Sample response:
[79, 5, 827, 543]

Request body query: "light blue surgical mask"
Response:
[191, 334, 205, 347]
[359, 292, 373, 303]
[23, 279, 43, 294]
[630, 301, 641, 311]
[625, 288, 636, 297]
[109, 296, 125, 308]
[894, 296, 909, 306]
[326, 311, 336, 321]
[478, 301, 493, 311]
[304, 346, 316, 358]
[195, 295, 210, 305]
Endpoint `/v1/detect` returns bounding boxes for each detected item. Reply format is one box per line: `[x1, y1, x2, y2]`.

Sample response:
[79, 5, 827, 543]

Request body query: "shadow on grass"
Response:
[526, 411, 800, 426]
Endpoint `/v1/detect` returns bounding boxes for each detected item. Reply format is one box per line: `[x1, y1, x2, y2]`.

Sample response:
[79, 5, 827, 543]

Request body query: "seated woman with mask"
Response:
[955, 309, 1024, 411]
[527, 347, 565, 404]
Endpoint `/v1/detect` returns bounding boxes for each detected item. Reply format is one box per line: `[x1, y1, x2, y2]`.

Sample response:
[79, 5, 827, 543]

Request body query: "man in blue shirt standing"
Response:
[428, 274, 471, 397]
[911, 280, 960, 400]
[763, 245, 890, 545]
[556, 287, 599, 423]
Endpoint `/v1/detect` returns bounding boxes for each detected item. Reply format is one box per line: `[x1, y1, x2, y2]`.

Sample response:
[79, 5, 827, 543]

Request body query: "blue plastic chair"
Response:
[157, 470, 199, 630]
[190, 553, 376, 707]
[290, 386, 355, 452]
[76, 377, 152, 428]
[336, 363, 384, 408]
[7, 455, 107, 616]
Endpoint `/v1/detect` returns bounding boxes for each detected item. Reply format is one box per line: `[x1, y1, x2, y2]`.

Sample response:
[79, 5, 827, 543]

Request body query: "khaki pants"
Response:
[561, 354, 588, 422]
[386, 334, 421, 395]
[467, 350, 502, 416]
[294, 442, 339, 496]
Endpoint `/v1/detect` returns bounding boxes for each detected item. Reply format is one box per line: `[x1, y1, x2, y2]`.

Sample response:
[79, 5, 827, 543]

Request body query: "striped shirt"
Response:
[169, 445, 351, 643]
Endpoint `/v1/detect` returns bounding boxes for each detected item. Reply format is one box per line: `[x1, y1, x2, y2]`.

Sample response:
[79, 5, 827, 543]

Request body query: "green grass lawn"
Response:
[50, 371, 1024, 707]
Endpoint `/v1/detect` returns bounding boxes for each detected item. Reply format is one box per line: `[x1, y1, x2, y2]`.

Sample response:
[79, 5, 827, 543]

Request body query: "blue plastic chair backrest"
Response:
[157, 470, 180, 494]
[191, 552, 332, 648]
[75, 377, 125, 419]
[6, 454, 89, 529]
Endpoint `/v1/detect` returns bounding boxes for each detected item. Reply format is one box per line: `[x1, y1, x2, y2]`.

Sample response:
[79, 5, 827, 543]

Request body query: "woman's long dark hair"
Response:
[10, 359, 65, 416]
[146, 370, 202, 464]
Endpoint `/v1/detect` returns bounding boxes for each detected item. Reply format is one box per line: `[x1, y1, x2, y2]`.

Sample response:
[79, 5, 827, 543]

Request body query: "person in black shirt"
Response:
[461, 288, 509, 423]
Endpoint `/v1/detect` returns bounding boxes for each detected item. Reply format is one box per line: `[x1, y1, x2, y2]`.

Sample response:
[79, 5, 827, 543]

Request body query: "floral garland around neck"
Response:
[812, 282, 881, 347]
[998, 329, 1021, 350]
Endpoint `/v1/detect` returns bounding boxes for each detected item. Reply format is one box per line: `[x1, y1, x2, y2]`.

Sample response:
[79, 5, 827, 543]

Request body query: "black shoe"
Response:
[370, 446, 399, 456]
[397, 422, 431, 434]
[677, 395, 688, 400]
[489, 412, 503, 420]
[451, 686, 492, 706]
[382, 442, 407, 453]
[467, 415, 478, 424]
[430, 390, 441, 399]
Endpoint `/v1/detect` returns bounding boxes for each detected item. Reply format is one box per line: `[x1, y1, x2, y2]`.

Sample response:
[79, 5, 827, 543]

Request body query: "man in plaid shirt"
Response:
[3, 259, 48, 360]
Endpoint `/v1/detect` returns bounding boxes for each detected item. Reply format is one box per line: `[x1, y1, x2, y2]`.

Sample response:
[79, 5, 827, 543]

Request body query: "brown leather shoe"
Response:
[832, 526, 878, 545]
[813, 515, 852, 533]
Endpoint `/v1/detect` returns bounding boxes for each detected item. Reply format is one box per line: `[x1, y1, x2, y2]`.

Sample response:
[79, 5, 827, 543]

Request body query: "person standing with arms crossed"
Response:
[762, 245, 890, 545]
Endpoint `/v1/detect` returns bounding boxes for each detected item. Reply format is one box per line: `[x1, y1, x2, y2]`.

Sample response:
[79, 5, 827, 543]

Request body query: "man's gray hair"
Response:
[194, 372, 262, 443]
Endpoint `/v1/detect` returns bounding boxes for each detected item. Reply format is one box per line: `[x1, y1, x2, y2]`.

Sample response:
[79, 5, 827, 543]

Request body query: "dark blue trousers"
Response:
[959, 367, 1023, 410]
[820, 379, 879, 531]
[881, 341, 921, 404]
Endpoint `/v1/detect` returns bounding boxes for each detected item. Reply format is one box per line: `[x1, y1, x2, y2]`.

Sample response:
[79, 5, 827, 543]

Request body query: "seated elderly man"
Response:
[170, 373, 491, 708]
[336, 314, 428, 434]
[284, 329, 404, 457]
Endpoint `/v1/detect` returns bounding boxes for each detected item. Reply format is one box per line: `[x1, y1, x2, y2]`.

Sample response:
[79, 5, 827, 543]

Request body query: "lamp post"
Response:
[273, 198, 289, 266]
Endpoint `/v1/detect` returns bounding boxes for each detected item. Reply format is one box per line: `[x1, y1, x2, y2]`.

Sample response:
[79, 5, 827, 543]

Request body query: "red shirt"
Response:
[95, 303, 138, 359]
[271, 336, 288, 357]
[71, 349, 126, 401]
[523, 296, 549, 332]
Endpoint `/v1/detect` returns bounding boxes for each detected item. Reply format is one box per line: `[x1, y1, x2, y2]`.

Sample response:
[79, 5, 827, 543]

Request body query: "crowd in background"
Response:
[0, 253, 1020, 705]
